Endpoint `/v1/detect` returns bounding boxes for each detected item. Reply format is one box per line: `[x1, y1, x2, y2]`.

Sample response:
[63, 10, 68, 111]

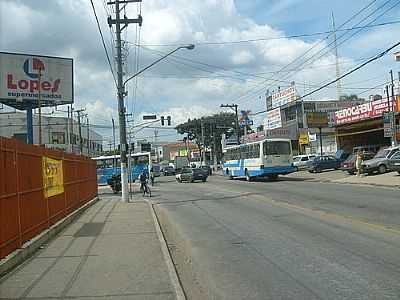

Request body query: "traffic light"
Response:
[161, 116, 165, 126]
[167, 116, 171, 126]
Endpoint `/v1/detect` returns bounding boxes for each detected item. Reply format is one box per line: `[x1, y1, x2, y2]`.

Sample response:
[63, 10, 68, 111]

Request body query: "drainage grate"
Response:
[74, 222, 105, 237]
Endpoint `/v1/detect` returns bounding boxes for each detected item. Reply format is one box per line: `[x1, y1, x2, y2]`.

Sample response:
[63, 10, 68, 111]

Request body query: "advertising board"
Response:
[271, 86, 297, 109]
[42, 156, 64, 198]
[0, 52, 73, 109]
[334, 97, 397, 125]
[265, 108, 282, 130]
[307, 112, 328, 128]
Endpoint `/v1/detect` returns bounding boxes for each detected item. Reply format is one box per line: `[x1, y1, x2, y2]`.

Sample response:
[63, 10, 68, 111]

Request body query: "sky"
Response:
[1, 0, 400, 145]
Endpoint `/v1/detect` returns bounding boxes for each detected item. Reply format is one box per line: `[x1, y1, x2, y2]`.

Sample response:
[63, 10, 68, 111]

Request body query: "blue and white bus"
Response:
[93, 152, 152, 185]
[222, 138, 296, 181]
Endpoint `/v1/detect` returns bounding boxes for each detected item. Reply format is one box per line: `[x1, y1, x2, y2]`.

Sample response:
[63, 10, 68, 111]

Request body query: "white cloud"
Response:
[231, 50, 254, 65]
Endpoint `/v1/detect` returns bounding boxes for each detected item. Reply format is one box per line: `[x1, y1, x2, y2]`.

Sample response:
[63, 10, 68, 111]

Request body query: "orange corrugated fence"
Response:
[0, 137, 97, 259]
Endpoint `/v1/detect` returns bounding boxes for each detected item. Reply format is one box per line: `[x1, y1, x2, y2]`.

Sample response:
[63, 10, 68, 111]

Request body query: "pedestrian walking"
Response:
[356, 150, 363, 177]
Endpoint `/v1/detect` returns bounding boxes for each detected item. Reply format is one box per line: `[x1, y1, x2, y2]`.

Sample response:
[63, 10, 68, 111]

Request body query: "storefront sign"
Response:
[299, 132, 309, 145]
[307, 112, 328, 128]
[334, 97, 397, 125]
[266, 108, 282, 130]
[271, 86, 297, 109]
[42, 156, 64, 198]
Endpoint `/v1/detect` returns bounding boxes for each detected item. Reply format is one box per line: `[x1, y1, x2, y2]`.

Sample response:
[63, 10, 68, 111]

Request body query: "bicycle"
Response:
[140, 180, 151, 197]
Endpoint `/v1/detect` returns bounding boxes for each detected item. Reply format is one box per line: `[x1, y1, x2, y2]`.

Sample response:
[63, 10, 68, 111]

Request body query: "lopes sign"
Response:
[0, 52, 73, 109]
[334, 97, 397, 125]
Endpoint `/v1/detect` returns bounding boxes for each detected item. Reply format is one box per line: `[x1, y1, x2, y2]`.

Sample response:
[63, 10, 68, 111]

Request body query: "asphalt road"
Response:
[152, 174, 400, 300]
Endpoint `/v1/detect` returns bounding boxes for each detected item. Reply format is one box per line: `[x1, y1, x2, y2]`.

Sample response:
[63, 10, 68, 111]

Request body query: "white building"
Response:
[0, 112, 103, 157]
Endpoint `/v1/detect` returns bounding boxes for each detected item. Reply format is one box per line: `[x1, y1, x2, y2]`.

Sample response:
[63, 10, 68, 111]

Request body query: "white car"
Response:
[293, 155, 316, 170]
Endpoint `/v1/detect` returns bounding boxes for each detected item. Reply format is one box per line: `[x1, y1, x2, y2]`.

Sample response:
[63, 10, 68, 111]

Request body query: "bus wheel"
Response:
[245, 170, 252, 182]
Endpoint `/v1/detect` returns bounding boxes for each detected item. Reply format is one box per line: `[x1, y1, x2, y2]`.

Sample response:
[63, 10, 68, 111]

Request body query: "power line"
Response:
[130, 20, 400, 47]
[89, 0, 118, 88]
[251, 41, 400, 116]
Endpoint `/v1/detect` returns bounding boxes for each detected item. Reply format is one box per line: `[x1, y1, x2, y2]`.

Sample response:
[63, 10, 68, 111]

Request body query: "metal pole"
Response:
[70, 105, 74, 153]
[201, 119, 205, 166]
[390, 70, 397, 145]
[319, 127, 323, 156]
[235, 105, 240, 144]
[112, 118, 116, 172]
[38, 69, 42, 145]
[66, 106, 70, 152]
[115, 0, 129, 202]
[87, 117, 90, 156]
[26, 103, 33, 144]
[385, 85, 393, 146]
[77, 111, 83, 154]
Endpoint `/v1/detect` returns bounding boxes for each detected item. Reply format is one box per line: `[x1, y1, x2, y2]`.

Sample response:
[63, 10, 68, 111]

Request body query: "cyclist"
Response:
[139, 170, 151, 196]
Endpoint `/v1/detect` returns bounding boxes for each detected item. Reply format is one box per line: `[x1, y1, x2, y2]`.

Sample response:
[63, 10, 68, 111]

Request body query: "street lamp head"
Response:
[184, 44, 195, 50]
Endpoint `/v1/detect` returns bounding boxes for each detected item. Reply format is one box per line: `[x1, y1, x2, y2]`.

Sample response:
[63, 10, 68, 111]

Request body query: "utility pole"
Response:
[220, 104, 240, 144]
[87, 117, 90, 156]
[108, 0, 143, 202]
[201, 119, 205, 166]
[332, 12, 342, 101]
[38, 68, 42, 145]
[390, 70, 397, 145]
[74, 109, 85, 155]
[112, 118, 116, 171]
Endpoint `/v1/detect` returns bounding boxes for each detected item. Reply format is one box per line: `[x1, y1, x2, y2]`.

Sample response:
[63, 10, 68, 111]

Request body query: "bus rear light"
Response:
[260, 165, 264, 169]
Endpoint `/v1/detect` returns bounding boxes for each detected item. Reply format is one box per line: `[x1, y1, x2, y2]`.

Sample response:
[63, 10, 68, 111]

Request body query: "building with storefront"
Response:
[0, 112, 103, 156]
[264, 86, 364, 154]
[334, 95, 400, 153]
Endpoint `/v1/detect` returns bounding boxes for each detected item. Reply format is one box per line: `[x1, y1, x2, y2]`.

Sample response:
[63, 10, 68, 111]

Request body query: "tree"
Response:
[175, 112, 237, 162]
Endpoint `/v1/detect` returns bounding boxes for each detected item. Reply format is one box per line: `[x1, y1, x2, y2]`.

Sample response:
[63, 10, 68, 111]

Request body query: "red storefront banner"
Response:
[334, 97, 397, 125]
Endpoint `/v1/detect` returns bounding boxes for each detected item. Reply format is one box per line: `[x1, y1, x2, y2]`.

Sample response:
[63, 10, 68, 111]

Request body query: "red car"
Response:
[340, 152, 375, 175]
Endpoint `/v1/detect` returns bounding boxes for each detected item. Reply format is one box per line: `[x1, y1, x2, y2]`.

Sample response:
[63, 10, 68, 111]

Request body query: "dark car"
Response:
[163, 166, 176, 176]
[308, 155, 341, 173]
[176, 167, 208, 182]
[200, 165, 212, 175]
[362, 146, 400, 174]
[340, 152, 375, 175]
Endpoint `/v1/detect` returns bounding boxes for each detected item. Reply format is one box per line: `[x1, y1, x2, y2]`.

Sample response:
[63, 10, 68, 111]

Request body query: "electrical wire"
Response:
[89, 0, 118, 88]
[132, 19, 400, 47]
[250, 40, 400, 116]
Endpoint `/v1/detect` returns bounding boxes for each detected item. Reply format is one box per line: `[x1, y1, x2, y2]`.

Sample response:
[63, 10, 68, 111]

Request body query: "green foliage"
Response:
[175, 112, 237, 160]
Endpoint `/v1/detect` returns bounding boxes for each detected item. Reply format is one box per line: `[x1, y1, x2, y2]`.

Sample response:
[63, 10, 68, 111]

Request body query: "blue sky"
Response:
[1, 0, 400, 144]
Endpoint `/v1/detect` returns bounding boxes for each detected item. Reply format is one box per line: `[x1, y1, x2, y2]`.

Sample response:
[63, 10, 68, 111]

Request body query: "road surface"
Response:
[153, 174, 400, 300]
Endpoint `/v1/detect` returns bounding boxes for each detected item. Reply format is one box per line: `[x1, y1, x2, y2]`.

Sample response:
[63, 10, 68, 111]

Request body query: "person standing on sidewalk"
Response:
[356, 150, 364, 177]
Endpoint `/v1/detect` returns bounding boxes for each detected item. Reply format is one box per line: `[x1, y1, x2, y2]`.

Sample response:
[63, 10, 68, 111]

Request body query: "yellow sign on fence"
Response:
[42, 156, 64, 198]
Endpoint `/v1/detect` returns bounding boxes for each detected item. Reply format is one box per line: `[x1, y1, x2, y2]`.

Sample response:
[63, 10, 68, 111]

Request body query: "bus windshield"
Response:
[264, 141, 291, 155]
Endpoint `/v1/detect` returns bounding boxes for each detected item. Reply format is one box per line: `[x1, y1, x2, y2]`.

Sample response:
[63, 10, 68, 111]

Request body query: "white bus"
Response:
[222, 138, 295, 181]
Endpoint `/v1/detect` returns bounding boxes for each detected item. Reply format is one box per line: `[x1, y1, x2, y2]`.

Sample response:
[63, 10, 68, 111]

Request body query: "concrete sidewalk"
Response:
[0, 192, 179, 299]
[332, 171, 400, 188]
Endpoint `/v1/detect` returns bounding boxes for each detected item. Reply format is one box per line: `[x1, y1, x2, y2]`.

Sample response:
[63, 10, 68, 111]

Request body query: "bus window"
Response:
[264, 141, 291, 155]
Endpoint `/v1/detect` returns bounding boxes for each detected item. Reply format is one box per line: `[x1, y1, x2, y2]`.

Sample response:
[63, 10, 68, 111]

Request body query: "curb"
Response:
[147, 200, 186, 300]
[0, 196, 99, 278]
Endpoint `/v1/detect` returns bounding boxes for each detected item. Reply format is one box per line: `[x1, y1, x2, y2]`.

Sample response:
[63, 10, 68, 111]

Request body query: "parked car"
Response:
[362, 146, 400, 175]
[293, 155, 316, 170]
[200, 165, 212, 175]
[308, 155, 341, 173]
[387, 151, 400, 174]
[340, 151, 375, 175]
[163, 166, 176, 176]
[176, 167, 208, 182]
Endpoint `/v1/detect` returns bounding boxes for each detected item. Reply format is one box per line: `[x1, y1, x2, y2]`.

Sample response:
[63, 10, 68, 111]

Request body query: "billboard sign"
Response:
[266, 108, 282, 130]
[334, 97, 397, 125]
[0, 52, 73, 109]
[271, 86, 297, 109]
[307, 112, 329, 128]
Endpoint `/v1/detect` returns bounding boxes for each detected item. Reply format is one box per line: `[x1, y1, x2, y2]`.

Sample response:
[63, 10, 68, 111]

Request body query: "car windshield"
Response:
[344, 154, 355, 162]
[293, 157, 301, 162]
[374, 149, 390, 158]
